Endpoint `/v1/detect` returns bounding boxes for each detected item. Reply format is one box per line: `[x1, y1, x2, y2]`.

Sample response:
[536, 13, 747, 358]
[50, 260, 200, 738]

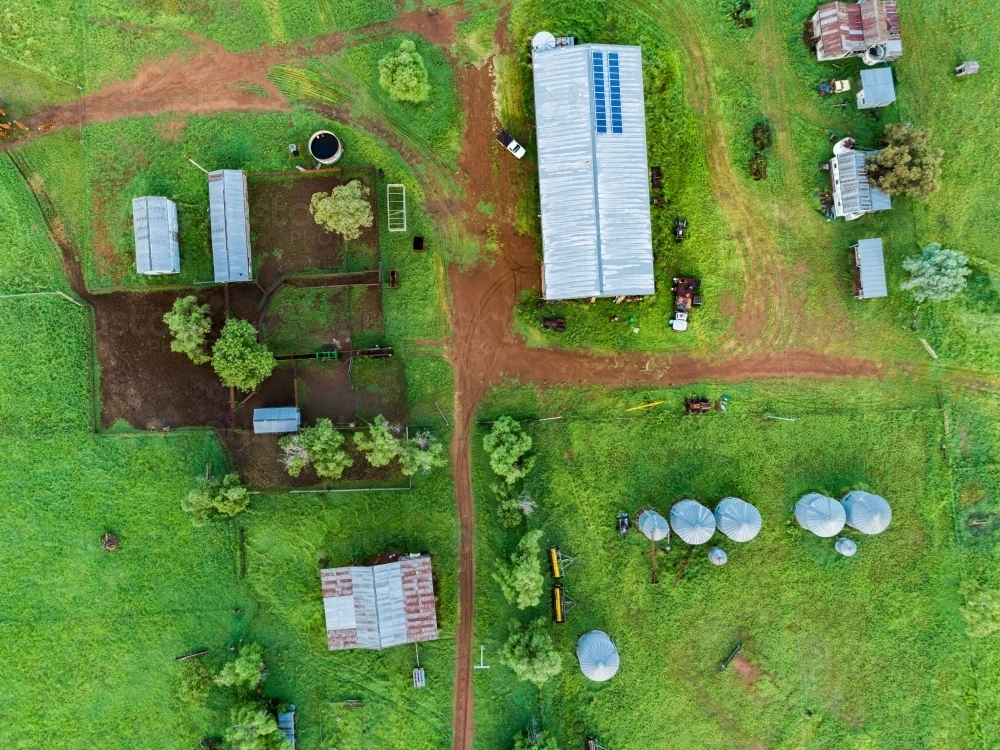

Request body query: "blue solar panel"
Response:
[592, 51, 607, 134]
[608, 52, 623, 133]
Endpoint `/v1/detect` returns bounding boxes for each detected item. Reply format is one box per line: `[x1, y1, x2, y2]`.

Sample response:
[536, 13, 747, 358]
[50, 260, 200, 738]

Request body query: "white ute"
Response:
[495, 129, 526, 159]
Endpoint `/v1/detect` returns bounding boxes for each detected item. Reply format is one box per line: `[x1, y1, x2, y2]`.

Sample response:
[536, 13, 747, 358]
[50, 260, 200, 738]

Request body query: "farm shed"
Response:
[277, 706, 296, 749]
[842, 490, 892, 534]
[851, 238, 888, 299]
[132, 197, 180, 275]
[795, 493, 846, 537]
[713, 497, 762, 542]
[252, 407, 301, 434]
[637, 509, 668, 541]
[209, 169, 252, 283]
[577, 631, 620, 682]
[857, 67, 896, 108]
[530, 34, 655, 300]
[812, 0, 901, 65]
[320, 553, 439, 651]
[669, 500, 716, 545]
[829, 139, 891, 220]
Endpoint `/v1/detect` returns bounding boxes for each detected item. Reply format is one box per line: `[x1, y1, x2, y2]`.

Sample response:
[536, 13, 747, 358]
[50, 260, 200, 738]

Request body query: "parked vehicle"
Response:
[818, 79, 851, 96]
[617, 512, 630, 536]
[495, 129, 526, 159]
[674, 218, 688, 242]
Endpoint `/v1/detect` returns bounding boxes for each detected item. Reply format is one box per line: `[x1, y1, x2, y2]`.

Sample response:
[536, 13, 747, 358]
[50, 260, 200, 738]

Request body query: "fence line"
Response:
[0, 289, 84, 306]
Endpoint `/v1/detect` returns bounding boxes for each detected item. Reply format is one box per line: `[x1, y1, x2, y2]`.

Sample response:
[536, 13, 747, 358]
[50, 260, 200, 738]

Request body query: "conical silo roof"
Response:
[577, 631, 619, 682]
[841, 491, 891, 535]
[708, 547, 728, 566]
[835, 538, 858, 556]
[794, 493, 846, 537]
[713, 497, 762, 542]
[637, 509, 668, 541]
[669, 500, 716, 545]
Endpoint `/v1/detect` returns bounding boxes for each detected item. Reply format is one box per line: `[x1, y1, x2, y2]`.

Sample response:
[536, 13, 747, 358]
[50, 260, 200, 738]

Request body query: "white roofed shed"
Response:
[209, 169, 252, 283]
[133, 197, 180, 275]
[857, 67, 896, 109]
[252, 407, 301, 434]
[852, 238, 888, 299]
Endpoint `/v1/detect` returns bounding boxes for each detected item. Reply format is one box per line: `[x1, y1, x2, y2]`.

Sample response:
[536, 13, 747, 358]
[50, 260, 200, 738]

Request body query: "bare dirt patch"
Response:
[731, 654, 761, 684]
[298, 360, 357, 426]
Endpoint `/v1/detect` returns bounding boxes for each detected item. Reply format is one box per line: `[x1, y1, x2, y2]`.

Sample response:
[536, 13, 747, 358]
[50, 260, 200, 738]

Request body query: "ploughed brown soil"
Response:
[298, 360, 357, 425]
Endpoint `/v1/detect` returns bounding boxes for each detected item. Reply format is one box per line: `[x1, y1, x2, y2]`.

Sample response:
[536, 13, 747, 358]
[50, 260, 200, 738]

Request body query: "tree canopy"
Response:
[866, 123, 943, 200]
[900, 242, 970, 302]
[163, 295, 212, 365]
[215, 642, 267, 692]
[309, 180, 374, 241]
[211, 318, 276, 392]
[512, 729, 560, 750]
[279, 418, 353, 480]
[225, 704, 291, 750]
[354, 414, 402, 467]
[399, 429, 448, 476]
[181, 473, 250, 525]
[494, 530, 545, 609]
[378, 39, 431, 104]
[483, 416, 536, 485]
[502, 618, 562, 688]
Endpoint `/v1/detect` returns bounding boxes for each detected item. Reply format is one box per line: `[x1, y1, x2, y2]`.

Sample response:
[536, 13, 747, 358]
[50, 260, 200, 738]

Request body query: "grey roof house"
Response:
[829, 139, 891, 220]
[851, 238, 888, 299]
[530, 35, 655, 300]
[252, 407, 301, 434]
[132, 196, 180, 275]
[856, 68, 896, 109]
[209, 169, 252, 283]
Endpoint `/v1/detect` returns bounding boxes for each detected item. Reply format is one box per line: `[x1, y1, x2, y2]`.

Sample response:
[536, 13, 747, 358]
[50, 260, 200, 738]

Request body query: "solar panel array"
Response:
[608, 52, 623, 133]
[592, 51, 607, 134]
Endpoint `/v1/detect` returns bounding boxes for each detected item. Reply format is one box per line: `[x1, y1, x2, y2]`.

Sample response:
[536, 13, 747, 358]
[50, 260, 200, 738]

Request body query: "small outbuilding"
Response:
[209, 169, 252, 283]
[829, 139, 892, 220]
[132, 196, 180, 275]
[713, 497, 762, 542]
[252, 407, 301, 434]
[277, 706, 296, 749]
[856, 68, 896, 109]
[637, 509, 668, 541]
[795, 493, 846, 537]
[841, 490, 892, 534]
[852, 238, 888, 299]
[669, 500, 716, 545]
[577, 630, 620, 682]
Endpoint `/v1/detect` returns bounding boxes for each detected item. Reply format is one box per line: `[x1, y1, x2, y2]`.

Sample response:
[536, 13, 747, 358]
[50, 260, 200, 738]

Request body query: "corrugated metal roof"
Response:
[532, 42, 654, 300]
[209, 169, 252, 283]
[252, 407, 300, 434]
[858, 68, 896, 107]
[855, 238, 888, 298]
[132, 196, 180, 274]
[814, 1, 901, 61]
[830, 148, 891, 218]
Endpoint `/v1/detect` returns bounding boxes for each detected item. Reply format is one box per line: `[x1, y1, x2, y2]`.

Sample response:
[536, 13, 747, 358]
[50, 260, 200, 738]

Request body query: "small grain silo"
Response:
[669, 500, 716, 545]
[577, 631, 619, 682]
[841, 490, 891, 535]
[713, 497, 762, 542]
[794, 493, 846, 537]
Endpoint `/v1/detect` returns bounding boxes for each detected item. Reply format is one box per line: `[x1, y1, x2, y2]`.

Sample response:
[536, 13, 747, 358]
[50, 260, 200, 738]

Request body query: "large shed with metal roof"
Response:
[857, 67, 896, 109]
[209, 169, 252, 283]
[132, 196, 180, 275]
[829, 139, 891, 221]
[811, 0, 902, 65]
[530, 34, 654, 300]
[851, 238, 888, 299]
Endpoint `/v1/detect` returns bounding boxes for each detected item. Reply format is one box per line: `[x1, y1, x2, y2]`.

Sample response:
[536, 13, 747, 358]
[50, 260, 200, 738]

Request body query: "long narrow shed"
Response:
[252, 407, 301, 434]
[209, 169, 252, 283]
[852, 238, 888, 299]
[132, 196, 180, 275]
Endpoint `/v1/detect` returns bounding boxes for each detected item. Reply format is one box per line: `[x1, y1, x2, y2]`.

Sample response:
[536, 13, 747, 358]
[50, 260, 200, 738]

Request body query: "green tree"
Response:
[483, 416, 536, 485]
[354, 414, 402, 467]
[163, 295, 212, 364]
[216, 642, 267, 692]
[502, 618, 562, 688]
[177, 659, 213, 707]
[309, 180, 374, 242]
[492, 483, 524, 528]
[494, 530, 545, 609]
[279, 418, 353, 479]
[182, 473, 250, 525]
[900, 243, 970, 302]
[212, 318, 276, 392]
[225, 704, 291, 750]
[961, 581, 1000, 638]
[512, 729, 559, 750]
[399, 430, 447, 476]
[866, 123, 943, 200]
[378, 39, 431, 104]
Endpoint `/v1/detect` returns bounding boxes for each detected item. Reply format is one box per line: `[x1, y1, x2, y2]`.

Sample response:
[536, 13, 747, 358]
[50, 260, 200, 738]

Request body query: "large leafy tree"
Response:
[225, 704, 291, 750]
[512, 729, 560, 750]
[279, 418, 353, 480]
[163, 295, 212, 364]
[215, 642, 267, 693]
[182, 473, 250, 525]
[211, 318, 276, 392]
[483, 416, 536, 485]
[399, 429, 448, 476]
[502, 618, 562, 688]
[900, 242, 970, 302]
[354, 414, 403, 467]
[866, 123, 943, 200]
[378, 39, 431, 103]
[494, 530, 545, 609]
[309, 180, 374, 242]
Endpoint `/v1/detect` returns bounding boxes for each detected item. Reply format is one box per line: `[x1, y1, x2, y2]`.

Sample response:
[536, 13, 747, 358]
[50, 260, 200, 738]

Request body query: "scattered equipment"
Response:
[670, 500, 716, 545]
[708, 546, 728, 566]
[956, 61, 980, 77]
[549, 546, 564, 579]
[288, 143, 300, 158]
[795, 493, 846, 538]
[719, 642, 744, 671]
[308, 130, 343, 165]
[651, 166, 663, 189]
[413, 235, 425, 251]
[685, 397, 712, 413]
[386, 184, 407, 232]
[670, 277, 702, 332]
[714, 497, 762, 542]
[835, 538, 858, 556]
[413, 668, 426, 688]
[495, 129, 527, 159]
[474, 645, 491, 669]
[543, 317, 567, 332]
[577, 631, 620, 682]
[673, 218, 688, 242]
[841, 490, 891, 534]
[552, 584, 566, 623]
[389, 269, 399, 289]
[617, 512, 630, 536]
[818, 79, 851, 96]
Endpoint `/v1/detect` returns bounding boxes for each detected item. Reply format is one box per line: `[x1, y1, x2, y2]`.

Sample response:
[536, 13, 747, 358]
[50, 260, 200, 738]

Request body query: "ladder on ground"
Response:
[386, 184, 407, 232]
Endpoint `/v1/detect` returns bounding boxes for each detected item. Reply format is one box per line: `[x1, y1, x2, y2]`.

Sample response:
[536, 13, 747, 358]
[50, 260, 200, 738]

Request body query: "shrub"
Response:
[866, 123, 943, 199]
[309, 180, 374, 242]
[225, 704, 291, 750]
[279, 418, 353, 480]
[751, 121, 772, 150]
[354, 414, 402, 467]
[177, 660, 213, 707]
[378, 39, 431, 103]
[215, 642, 267, 692]
[163, 295, 212, 364]
[212, 318, 276, 392]
[900, 243, 970, 302]
[492, 483, 524, 528]
[512, 729, 560, 750]
[182, 473, 250, 525]
[502, 618, 562, 688]
[483, 416, 536, 485]
[494, 530, 545, 609]
[399, 430, 447, 476]
[961, 581, 1000, 638]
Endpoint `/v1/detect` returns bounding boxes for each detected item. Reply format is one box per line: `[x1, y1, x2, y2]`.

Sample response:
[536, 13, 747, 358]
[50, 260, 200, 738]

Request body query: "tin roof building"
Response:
[132, 197, 180, 275]
[811, 0, 902, 65]
[857, 68, 896, 109]
[252, 407, 301, 434]
[829, 139, 891, 220]
[530, 34, 654, 300]
[851, 238, 888, 299]
[320, 553, 438, 651]
[209, 169, 252, 283]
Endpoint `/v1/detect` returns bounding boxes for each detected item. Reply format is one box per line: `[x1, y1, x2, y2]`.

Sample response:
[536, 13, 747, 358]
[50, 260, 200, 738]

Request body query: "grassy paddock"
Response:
[472, 377, 978, 750]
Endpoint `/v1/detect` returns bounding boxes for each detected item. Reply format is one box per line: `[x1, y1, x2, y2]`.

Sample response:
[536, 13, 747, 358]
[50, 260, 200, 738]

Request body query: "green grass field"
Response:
[471, 376, 993, 750]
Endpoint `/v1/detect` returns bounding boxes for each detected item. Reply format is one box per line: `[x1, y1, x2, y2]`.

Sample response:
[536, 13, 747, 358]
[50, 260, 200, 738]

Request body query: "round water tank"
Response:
[532, 31, 557, 52]
[309, 131, 343, 164]
[863, 44, 886, 65]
